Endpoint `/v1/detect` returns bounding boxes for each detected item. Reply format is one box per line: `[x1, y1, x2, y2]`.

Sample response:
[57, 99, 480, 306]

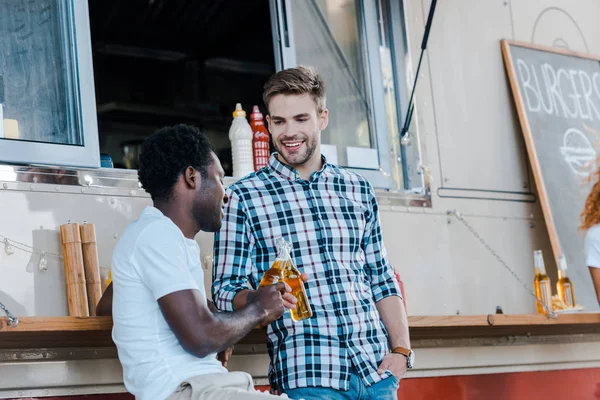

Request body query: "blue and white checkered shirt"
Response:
[212, 154, 401, 391]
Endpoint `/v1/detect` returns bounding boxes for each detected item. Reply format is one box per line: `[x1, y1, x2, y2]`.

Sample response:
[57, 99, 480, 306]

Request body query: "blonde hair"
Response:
[580, 160, 600, 230]
[263, 66, 326, 113]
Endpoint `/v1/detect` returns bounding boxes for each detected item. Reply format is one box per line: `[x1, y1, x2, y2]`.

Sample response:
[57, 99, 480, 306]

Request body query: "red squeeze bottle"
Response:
[250, 105, 270, 171]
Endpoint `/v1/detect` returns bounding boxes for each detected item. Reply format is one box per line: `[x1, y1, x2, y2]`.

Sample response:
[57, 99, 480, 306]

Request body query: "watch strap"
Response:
[391, 346, 411, 357]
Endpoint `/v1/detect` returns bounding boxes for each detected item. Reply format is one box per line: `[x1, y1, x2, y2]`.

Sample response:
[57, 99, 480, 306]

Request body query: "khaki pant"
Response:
[167, 371, 290, 400]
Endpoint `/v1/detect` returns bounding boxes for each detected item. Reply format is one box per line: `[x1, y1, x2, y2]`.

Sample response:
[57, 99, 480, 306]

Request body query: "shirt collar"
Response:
[268, 153, 329, 182]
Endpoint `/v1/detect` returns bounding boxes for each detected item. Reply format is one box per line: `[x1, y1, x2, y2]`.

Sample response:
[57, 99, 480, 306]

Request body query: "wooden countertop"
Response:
[2, 313, 599, 349]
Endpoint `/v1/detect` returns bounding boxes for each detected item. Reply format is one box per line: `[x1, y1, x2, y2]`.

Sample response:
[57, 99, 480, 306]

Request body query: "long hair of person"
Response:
[580, 158, 600, 231]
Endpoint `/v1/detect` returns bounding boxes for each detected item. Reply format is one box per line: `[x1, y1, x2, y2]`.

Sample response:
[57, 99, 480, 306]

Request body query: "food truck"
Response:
[1, 0, 600, 398]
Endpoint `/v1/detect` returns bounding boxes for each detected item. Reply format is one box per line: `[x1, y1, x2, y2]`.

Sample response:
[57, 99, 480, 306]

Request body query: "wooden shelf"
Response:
[2, 314, 599, 349]
[410, 313, 600, 327]
[241, 313, 600, 344]
[407, 313, 600, 340]
[0, 317, 113, 349]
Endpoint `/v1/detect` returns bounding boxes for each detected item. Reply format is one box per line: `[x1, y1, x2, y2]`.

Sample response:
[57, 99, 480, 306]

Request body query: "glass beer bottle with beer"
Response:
[533, 250, 552, 314]
[259, 238, 312, 321]
[556, 254, 576, 307]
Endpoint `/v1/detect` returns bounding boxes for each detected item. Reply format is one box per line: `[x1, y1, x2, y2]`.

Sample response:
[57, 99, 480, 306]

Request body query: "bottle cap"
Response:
[233, 103, 246, 118]
[250, 105, 263, 121]
[275, 237, 292, 260]
[559, 254, 568, 270]
[533, 249, 546, 271]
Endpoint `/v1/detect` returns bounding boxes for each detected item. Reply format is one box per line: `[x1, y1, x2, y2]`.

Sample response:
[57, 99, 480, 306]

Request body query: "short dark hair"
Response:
[138, 124, 213, 201]
[263, 66, 326, 113]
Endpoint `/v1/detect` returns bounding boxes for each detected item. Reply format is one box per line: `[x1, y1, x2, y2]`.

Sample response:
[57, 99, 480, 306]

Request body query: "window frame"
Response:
[270, 0, 428, 196]
[0, 0, 100, 168]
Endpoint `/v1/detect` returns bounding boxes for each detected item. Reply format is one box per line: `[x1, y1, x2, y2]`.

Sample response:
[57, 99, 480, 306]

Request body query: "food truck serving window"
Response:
[0, 0, 425, 194]
[272, 0, 422, 191]
[0, 0, 99, 168]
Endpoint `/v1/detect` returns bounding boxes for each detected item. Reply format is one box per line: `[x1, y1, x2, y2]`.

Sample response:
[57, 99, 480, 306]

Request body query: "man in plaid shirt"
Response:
[212, 66, 412, 400]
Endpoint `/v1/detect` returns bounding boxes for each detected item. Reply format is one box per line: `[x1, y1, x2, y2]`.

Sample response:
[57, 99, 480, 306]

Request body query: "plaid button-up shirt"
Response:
[212, 154, 401, 391]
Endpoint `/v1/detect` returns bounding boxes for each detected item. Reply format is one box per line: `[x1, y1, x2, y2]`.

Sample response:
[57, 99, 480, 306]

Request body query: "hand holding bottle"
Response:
[282, 273, 309, 309]
[250, 282, 290, 325]
[259, 238, 313, 322]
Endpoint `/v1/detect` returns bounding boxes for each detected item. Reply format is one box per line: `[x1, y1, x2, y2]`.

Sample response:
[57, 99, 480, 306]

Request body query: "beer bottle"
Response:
[533, 250, 552, 314]
[259, 238, 312, 322]
[556, 254, 576, 308]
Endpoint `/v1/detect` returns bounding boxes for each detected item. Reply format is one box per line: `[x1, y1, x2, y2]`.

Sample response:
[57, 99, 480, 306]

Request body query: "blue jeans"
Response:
[280, 372, 399, 400]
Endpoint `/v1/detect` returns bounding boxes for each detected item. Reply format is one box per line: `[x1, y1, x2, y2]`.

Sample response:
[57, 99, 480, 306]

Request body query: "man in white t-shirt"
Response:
[105, 124, 296, 400]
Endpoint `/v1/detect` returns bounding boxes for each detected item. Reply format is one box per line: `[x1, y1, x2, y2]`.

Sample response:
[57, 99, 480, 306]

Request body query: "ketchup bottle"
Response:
[250, 105, 270, 171]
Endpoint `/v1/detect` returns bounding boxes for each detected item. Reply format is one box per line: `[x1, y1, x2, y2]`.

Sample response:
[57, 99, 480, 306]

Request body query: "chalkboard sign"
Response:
[501, 40, 600, 310]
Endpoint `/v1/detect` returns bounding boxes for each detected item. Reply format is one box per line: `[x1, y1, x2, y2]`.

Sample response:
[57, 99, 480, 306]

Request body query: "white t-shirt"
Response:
[111, 207, 226, 400]
[585, 224, 600, 269]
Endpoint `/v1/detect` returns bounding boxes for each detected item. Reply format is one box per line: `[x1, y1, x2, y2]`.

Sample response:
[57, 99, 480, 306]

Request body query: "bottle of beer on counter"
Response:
[250, 105, 270, 171]
[259, 238, 312, 322]
[533, 250, 552, 314]
[556, 254, 575, 308]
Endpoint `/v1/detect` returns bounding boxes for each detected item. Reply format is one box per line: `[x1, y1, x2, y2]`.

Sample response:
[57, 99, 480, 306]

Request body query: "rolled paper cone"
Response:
[80, 223, 102, 316]
[60, 223, 89, 317]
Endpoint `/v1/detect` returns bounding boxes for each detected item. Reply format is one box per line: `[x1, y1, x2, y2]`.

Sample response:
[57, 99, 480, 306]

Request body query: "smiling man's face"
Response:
[266, 93, 328, 169]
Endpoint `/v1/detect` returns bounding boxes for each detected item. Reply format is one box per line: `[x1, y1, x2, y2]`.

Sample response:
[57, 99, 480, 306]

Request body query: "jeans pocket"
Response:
[386, 371, 400, 387]
[370, 373, 400, 399]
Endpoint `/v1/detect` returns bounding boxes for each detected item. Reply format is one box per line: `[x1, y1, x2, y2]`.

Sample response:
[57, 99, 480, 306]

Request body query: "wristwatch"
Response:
[392, 346, 415, 369]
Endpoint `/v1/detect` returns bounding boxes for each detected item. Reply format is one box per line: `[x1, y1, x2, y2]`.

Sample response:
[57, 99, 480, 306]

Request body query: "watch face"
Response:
[408, 351, 415, 369]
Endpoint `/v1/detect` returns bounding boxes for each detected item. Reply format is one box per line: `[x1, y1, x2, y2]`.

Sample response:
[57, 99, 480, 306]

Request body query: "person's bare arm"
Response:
[590, 267, 600, 305]
[96, 282, 113, 316]
[159, 282, 288, 358]
[97, 283, 243, 317]
[207, 298, 233, 367]
[232, 289, 253, 310]
[375, 295, 410, 379]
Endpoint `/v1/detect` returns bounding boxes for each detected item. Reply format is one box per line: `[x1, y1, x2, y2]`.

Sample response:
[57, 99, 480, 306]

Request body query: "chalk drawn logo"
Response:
[560, 128, 596, 176]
